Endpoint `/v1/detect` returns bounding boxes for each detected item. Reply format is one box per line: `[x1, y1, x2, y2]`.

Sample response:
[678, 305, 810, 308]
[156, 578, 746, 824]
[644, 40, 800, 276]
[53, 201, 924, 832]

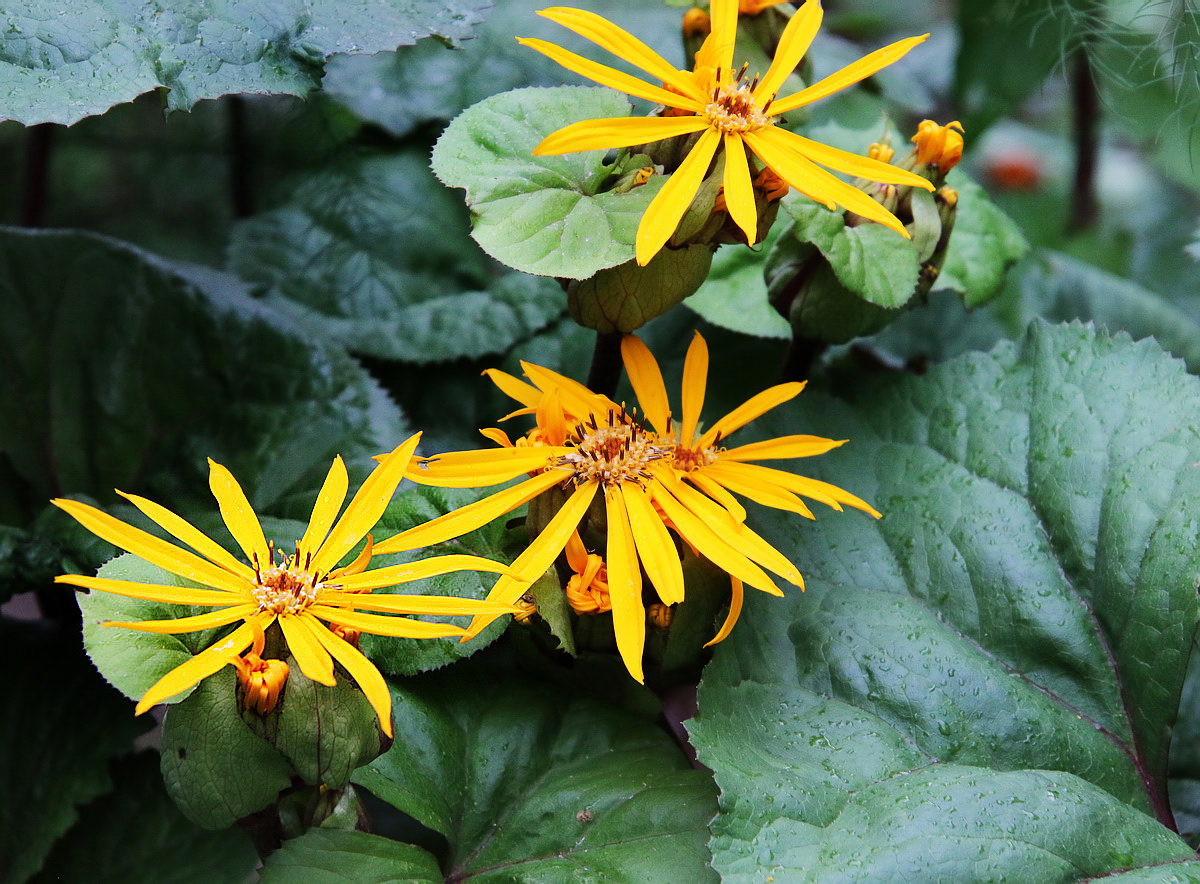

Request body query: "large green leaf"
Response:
[0, 0, 490, 126]
[0, 228, 405, 525]
[323, 0, 685, 137]
[0, 621, 149, 884]
[431, 86, 669, 279]
[227, 152, 564, 362]
[259, 829, 441, 883]
[358, 485, 525, 676]
[783, 196, 921, 310]
[30, 752, 257, 884]
[353, 667, 719, 881]
[691, 322, 1200, 880]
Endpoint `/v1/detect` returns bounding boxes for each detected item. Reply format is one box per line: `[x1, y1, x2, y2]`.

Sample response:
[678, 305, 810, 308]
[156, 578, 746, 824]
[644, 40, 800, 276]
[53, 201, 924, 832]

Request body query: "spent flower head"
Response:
[54, 434, 518, 737]
[520, 0, 934, 265]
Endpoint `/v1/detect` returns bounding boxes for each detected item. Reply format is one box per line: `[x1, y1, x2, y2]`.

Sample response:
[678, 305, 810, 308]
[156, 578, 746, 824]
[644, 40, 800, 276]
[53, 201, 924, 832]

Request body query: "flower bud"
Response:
[912, 120, 964, 172]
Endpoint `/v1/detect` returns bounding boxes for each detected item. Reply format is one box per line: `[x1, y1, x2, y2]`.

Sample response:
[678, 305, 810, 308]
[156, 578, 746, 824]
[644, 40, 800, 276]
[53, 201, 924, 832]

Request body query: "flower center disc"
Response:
[252, 562, 320, 615]
[673, 444, 719, 473]
[557, 412, 671, 487]
[705, 83, 770, 135]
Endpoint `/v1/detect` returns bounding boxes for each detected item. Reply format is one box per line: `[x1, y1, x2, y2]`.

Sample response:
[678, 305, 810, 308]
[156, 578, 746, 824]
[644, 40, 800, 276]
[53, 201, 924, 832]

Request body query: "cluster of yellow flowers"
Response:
[57, 0, 960, 737]
[56, 332, 874, 734]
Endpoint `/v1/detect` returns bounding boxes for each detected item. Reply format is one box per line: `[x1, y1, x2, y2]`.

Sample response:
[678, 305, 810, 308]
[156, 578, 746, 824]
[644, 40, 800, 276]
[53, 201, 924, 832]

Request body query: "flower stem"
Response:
[20, 123, 54, 228]
[238, 805, 285, 862]
[1068, 47, 1100, 231]
[586, 330, 624, 398]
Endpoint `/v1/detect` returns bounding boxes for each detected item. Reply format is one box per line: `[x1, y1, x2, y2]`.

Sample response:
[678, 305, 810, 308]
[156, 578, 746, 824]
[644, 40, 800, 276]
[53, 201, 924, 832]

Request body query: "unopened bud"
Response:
[647, 603, 675, 629]
[868, 142, 895, 164]
[513, 594, 538, 624]
[234, 652, 290, 715]
[682, 7, 711, 38]
[912, 120, 964, 171]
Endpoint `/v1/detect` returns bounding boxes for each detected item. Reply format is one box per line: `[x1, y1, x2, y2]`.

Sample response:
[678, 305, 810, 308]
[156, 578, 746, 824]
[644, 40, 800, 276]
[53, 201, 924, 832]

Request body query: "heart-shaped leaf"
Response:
[0, 0, 490, 125]
[692, 322, 1200, 879]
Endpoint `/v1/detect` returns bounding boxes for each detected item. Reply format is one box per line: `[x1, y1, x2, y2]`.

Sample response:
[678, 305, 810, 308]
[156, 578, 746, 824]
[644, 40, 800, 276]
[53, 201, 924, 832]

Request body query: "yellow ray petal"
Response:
[520, 38, 704, 114]
[374, 470, 566, 555]
[722, 133, 758, 246]
[51, 500, 247, 594]
[520, 362, 610, 415]
[537, 387, 568, 447]
[704, 577, 744, 646]
[718, 461, 880, 516]
[464, 481, 599, 638]
[702, 462, 816, 518]
[312, 605, 471, 639]
[330, 554, 514, 592]
[309, 621, 394, 738]
[686, 470, 747, 522]
[535, 114, 709, 156]
[660, 471, 803, 585]
[622, 482, 684, 605]
[710, 0, 739, 73]
[207, 460, 270, 568]
[781, 130, 935, 189]
[479, 427, 514, 448]
[135, 618, 266, 713]
[333, 534, 374, 578]
[312, 434, 422, 574]
[636, 127, 721, 266]
[620, 335, 671, 435]
[537, 7, 706, 101]
[280, 615, 336, 686]
[649, 480, 782, 595]
[753, 0, 822, 104]
[417, 446, 562, 474]
[721, 434, 846, 462]
[770, 34, 929, 115]
[56, 574, 244, 606]
[746, 128, 909, 234]
[606, 487, 646, 683]
[116, 491, 251, 579]
[697, 380, 805, 449]
[298, 456, 349, 560]
[483, 368, 543, 409]
[105, 604, 257, 634]
[317, 591, 520, 617]
[680, 331, 709, 447]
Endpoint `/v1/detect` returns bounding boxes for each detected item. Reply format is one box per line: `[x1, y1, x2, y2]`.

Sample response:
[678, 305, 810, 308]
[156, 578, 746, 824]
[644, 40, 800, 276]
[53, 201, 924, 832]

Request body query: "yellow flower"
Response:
[54, 434, 518, 738]
[912, 119, 965, 171]
[519, 0, 934, 265]
[376, 335, 876, 680]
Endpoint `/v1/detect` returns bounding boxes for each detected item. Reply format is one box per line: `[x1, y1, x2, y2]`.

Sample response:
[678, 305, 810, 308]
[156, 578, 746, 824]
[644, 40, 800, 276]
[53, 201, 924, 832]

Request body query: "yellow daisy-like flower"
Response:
[520, 0, 935, 265]
[375, 335, 877, 681]
[53, 434, 518, 738]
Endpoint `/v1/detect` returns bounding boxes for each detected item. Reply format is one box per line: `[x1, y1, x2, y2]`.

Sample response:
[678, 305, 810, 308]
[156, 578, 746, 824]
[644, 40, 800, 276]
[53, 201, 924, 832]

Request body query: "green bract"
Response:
[431, 86, 669, 279]
[160, 672, 294, 830]
[0, 0, 490, 125]
[692, 322, 1200, 880]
